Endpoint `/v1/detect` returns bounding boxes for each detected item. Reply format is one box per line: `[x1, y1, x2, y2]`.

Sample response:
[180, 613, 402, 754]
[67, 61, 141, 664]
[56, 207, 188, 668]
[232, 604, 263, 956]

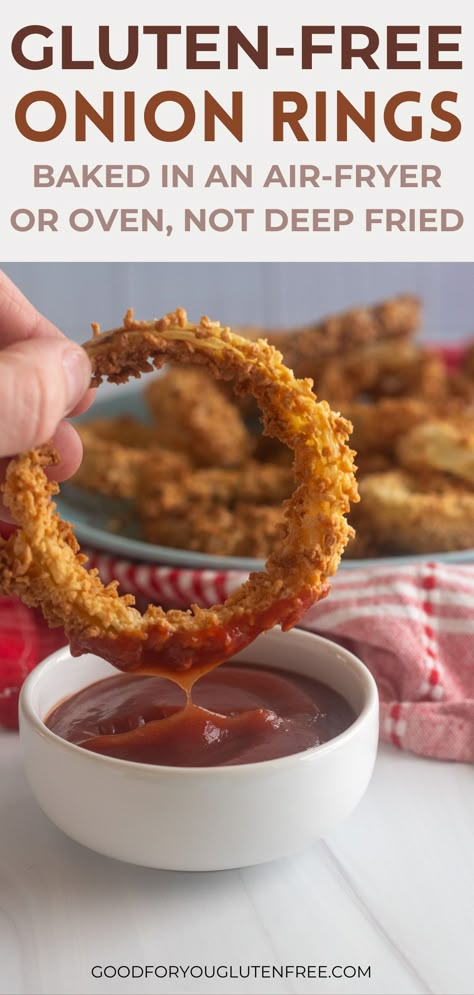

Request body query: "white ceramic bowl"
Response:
[19, 628, 378, 871]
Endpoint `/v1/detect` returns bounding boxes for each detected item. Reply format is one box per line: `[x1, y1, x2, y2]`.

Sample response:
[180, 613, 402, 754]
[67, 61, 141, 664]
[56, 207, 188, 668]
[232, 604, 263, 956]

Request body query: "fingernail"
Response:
[62, 346, 91, 412]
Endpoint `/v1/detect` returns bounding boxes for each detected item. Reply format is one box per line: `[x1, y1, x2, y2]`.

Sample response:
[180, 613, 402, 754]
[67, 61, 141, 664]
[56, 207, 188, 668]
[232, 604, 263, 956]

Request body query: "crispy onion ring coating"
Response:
[354, 470, 474, 554]
[0, 308, 357, 680]
[145, 367, 253, 467]
[73, 420, 190, 500]
[397, 418, 474, 487]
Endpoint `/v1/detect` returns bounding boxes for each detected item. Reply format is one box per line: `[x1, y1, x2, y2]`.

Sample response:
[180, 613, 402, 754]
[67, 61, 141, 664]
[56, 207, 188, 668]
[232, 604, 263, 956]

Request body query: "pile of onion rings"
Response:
[0, 308, 357, 682]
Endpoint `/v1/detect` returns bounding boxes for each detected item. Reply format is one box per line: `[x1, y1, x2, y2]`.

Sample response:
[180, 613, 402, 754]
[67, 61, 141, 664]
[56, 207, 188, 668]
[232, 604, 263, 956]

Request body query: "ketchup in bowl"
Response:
[46, 663, 355, 767]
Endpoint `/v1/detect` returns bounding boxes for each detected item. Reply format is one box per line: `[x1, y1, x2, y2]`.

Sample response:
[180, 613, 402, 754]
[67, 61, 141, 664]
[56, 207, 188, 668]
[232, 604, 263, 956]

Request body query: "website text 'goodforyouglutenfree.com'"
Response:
[90, 962, 372, 981]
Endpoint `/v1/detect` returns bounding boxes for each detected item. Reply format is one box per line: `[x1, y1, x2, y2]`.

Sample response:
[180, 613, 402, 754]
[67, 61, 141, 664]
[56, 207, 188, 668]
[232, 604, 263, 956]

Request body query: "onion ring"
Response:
[73, 420, 190, 499]
[354, 469, 474, 554]
[397, 418, 474, 486]
[145, 366, 253, 467]
[0, 308, 357, 683]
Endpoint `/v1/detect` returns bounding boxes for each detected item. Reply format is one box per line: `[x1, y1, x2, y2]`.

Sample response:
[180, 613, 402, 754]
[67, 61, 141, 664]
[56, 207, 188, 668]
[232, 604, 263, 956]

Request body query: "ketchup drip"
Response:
[69, 587, 325, 687]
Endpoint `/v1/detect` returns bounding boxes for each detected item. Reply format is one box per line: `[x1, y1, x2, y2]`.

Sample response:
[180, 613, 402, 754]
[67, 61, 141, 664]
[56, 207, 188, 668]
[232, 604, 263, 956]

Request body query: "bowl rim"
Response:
[20, 629, 378, 777]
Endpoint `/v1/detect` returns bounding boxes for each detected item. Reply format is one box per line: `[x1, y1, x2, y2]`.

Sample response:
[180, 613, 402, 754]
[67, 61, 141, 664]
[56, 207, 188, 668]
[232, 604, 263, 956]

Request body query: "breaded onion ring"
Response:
[461, 342, 474, 380]
[73, 420, 190, 500]
[342, 398, 429, 458]
[145, 367, 252, 467]
[397, 418, 474, 487]
[315, 341, 446, 406]
[264, 294, 421, 380]
[136, 461, 293, 557]
[0, 308, 357, 682]
[138, 461, 293, 515]
[353, 470, 474, 554]
[141, 502, 285, 559]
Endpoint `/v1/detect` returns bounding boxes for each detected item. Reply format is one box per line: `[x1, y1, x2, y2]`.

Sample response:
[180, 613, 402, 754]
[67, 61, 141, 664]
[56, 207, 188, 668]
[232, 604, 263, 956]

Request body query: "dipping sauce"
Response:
[46, 664, 355, 767]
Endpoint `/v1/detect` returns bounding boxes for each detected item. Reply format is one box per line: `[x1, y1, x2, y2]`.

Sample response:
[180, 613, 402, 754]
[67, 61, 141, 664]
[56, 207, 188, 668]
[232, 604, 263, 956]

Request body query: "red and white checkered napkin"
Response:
[1, 556, 473, 763]
[0, 600, 65, 729]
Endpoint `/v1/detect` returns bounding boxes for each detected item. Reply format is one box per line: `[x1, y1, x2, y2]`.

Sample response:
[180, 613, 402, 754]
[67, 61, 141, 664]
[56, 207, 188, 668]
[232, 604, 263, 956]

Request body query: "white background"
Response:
[1, 1, 473, 261]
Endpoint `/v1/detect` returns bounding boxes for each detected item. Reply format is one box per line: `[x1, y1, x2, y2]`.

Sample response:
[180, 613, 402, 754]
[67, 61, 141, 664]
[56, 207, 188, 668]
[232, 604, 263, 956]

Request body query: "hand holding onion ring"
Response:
[0, 308, 357, 683]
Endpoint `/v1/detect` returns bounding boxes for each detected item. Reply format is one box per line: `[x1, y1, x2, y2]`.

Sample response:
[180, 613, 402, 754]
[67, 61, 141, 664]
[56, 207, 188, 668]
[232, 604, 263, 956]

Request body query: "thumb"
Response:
[0, 338, 91, 457]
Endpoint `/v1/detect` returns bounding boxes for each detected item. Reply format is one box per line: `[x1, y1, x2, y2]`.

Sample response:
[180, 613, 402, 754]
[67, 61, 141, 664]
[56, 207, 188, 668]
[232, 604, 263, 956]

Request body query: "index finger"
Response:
[0, 270, 63, 347]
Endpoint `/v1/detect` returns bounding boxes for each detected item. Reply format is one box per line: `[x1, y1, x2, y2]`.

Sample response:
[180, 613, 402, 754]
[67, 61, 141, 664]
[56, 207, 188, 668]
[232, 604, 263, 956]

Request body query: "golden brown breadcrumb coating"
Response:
[78, 415, 158, 449]
[444, 370, 474, 405]
[67, 299, 474, 563]
[136, 461, 293, 556]
[73, 421, 190, 500]
[265, 294, 421, 380]
[139, 461, 292, 513]
[353, 470, 474, 554]
[341, 398, 429, 458]
[145, 367, 252, 467]
[314, 341, 446, 406]
[397, 417, 474, 487]
[0, 309, 357, 678]
[461, 342, 474, 380]
[142, 503, 285, 558]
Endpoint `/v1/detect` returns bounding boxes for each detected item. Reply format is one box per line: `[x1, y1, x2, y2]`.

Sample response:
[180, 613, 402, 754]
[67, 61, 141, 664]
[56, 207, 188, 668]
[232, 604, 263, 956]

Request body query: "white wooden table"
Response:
[0, 733, 472, 995]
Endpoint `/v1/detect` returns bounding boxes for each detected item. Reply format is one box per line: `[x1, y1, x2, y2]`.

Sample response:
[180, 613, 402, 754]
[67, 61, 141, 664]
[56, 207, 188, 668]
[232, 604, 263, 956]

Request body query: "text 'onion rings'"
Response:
[0, 309, 358, 683]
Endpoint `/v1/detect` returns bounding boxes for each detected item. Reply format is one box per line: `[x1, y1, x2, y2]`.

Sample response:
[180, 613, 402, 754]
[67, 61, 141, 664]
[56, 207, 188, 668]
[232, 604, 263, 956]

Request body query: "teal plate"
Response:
[59, 391, 474, 572]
